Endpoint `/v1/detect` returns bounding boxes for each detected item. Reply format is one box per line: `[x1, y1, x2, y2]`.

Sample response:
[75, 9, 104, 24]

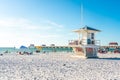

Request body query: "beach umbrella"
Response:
[20, 45, 28, 49]
[19, 45, 29, 52]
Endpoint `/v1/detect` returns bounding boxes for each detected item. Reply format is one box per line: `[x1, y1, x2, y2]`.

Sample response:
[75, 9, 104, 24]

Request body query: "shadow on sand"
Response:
[88, 57, 120, 60]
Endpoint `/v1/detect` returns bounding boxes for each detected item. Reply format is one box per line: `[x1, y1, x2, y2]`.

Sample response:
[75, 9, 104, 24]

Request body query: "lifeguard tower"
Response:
[69, 25, 101, 58]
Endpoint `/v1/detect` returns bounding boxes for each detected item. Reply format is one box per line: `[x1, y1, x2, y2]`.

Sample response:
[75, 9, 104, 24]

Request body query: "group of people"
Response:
[19, 51, 33, 55]
[98, 48, 120, 54]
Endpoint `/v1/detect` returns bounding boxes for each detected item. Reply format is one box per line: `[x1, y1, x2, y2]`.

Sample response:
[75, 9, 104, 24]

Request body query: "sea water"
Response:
[0, 47, 73, 54]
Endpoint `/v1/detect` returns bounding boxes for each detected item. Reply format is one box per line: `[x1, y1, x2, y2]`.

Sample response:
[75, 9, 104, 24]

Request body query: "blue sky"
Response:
[0, 0, 120, 47]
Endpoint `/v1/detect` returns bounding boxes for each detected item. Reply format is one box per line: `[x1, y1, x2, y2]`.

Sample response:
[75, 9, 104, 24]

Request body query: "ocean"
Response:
[0, 47, 73, 54]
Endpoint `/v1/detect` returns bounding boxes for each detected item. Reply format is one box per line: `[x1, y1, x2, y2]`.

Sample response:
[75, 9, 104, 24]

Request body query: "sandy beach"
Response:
[0, 53, 120, 80]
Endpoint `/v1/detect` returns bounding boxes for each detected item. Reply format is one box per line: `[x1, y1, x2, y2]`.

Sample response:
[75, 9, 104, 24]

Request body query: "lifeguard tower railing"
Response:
[68, 39, 100, 46]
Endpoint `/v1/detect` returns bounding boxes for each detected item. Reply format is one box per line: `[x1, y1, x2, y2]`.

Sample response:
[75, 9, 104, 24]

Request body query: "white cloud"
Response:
[0, 18, 29, 27]
[0, 17, 69, 47]
[46, 20, 64, 28]
[0, 17, 65, 32]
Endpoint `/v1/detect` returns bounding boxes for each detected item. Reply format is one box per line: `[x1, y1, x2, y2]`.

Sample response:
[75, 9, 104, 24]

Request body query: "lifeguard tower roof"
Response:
[73, 25, 101, 33]
[82, 25, 100, 31]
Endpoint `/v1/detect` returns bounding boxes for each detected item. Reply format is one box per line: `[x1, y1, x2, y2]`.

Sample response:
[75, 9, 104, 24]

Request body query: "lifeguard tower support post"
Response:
[69, 25, 101, 58]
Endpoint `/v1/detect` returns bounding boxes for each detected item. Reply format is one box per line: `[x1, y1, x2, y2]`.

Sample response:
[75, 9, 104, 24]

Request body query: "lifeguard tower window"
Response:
[91, 33, 94, 39]
[87, 39, 91, 44]
[92, 41, 95, 44]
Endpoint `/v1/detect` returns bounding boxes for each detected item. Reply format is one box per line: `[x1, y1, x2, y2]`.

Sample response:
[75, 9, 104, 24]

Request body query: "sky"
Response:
[0, 0, 120, 47]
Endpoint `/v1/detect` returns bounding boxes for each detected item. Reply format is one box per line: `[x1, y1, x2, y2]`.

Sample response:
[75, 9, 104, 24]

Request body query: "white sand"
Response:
[0, 53, 120, 80]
